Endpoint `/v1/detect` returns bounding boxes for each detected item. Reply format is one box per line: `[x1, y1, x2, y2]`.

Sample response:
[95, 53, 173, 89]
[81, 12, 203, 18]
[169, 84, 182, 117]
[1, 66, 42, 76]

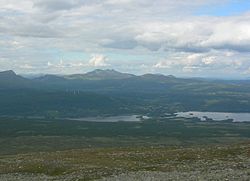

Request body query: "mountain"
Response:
[0, 70, 32, 89]
[34, 74, 66, 82]
[0, 69, 238, 92]
[139, 74, 176, 82]
[65, 69, 135, 80]
[0, 70, 16, 77]
[0, 69, 250, 116]
[0, 69, 247, 93]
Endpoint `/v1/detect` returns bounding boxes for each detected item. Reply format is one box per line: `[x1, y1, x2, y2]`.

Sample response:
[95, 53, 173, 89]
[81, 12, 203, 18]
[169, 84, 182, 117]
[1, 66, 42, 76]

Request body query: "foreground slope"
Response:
[0, 143, 249, 180]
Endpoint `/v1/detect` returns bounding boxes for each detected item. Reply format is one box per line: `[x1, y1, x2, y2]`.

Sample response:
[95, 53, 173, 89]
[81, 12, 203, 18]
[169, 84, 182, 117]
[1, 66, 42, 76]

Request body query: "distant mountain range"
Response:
[0, 69, 250, 117]
[0, 69, 250, 91]
[0, 69, 179, 91]
[0, 70, 33, 89]
[35, 69, 176, 81]
[65, 69, 135, 80]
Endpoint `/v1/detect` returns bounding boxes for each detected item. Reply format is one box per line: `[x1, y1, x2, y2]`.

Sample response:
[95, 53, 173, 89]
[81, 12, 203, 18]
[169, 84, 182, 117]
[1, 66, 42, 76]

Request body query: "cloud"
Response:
[132, 15, 250, 53]
[0, 15, 63, 38]
[105, 0, 133, 5]
[243, 67, 250, 75]
[33, 0, 81, 12]
[88, 54, 109, 67]
[2, 0, 249, 53]
[153, 50, 250, 75]
[46, 54, 109, 70]
[101, 39, 137, 49]
[0, 0, 34, 13]
[19, 64, 35, 69]
[0, 0, 250, 77]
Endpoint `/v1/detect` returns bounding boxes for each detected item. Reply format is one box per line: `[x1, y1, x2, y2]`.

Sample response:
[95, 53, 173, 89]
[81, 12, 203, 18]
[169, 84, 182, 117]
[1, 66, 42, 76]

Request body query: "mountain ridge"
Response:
[0, 69, 250, 116]
[0, 70, 32, 89]
[64, 69, 136, 80]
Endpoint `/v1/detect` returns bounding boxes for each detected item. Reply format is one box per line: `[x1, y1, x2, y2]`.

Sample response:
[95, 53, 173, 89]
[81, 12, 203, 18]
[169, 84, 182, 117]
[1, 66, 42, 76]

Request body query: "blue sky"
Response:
[0, 0, 250, 78]
[196, 1, 250, 16]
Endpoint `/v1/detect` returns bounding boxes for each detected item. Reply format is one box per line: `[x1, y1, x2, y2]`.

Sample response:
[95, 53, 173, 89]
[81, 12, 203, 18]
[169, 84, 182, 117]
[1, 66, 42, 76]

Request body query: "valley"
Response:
[0, 70, 249, 180]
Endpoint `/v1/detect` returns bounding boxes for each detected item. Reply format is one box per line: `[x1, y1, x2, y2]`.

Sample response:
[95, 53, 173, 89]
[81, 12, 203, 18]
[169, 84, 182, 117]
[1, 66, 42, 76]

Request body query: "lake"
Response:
[65, 115, 145, 122]
[175, 111, 250, 122]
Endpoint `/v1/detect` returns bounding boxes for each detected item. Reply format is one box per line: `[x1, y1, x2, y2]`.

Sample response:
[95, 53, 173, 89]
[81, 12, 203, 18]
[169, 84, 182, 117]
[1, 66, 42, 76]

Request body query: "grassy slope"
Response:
[0, 143, 249, 180]
[0, 117, 249, 155]
[0, 117, 249, 180]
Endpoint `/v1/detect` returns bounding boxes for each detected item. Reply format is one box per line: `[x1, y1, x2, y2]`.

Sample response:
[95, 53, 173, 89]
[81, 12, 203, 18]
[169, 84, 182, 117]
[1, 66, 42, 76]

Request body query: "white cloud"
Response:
[154, 61, 172, 69]
[45, 54, 109, 71]
[133, 14, 250, 53]
[19, 64, 34, 69]
[243, 67, 250, 75]
[0, 0, 250, 77]
[0, 0, 34, 13]
[153, 50, 250, 75]
[47, 61, 53, 67]
[33, 0, 82, 12]
[88, 54, 109, 67]
[202, 56, 216, 65]
[105, 0, 133, 5]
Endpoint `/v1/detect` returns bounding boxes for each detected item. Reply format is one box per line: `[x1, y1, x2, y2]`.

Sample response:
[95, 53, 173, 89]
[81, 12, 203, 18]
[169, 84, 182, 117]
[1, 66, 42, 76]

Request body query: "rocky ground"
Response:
[0, 143, 249, 180]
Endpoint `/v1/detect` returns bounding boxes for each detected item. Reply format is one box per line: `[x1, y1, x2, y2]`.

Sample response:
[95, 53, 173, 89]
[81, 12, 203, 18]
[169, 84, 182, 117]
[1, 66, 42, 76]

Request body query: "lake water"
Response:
[175, 111, 250, 122]
[66, 115, 145, 122]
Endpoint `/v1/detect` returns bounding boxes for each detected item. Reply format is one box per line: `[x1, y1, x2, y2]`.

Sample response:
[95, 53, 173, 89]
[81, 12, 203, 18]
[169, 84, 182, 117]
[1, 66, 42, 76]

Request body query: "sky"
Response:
[0, 0, 250, 78]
